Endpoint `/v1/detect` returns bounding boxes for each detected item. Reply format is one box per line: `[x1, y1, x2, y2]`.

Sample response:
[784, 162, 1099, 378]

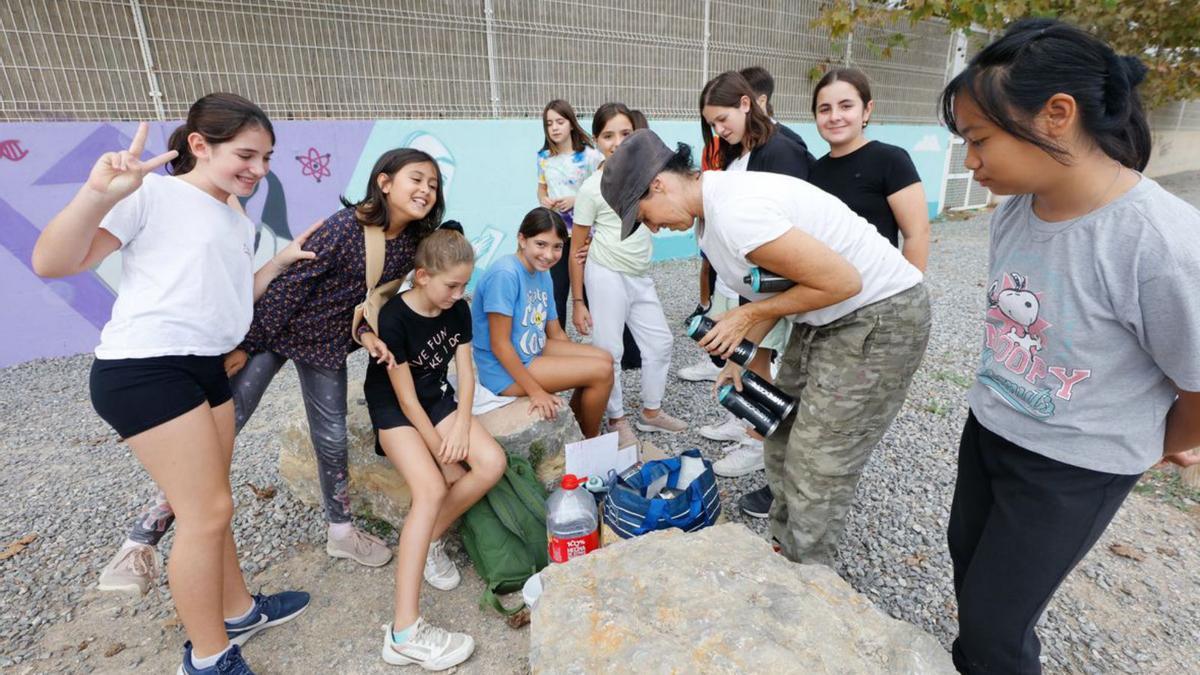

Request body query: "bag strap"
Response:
[363, 225, 385, 292]
[481, 585, 525, 616]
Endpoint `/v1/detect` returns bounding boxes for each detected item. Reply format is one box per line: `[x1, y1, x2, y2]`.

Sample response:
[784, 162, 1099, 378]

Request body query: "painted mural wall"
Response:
[0, 119, 950, 367]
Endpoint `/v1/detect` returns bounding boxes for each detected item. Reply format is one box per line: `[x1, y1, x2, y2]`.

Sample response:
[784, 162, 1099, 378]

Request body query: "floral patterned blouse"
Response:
[239, 207, 418, 369]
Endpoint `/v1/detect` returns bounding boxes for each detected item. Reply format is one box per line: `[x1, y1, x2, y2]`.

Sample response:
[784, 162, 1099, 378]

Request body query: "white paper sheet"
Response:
[564, 432, 638, 479]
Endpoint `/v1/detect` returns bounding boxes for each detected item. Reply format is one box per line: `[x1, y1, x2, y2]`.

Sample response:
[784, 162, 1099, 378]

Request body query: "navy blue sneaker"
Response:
[177, 642, 254, 674]
[225, 591, 310, 647]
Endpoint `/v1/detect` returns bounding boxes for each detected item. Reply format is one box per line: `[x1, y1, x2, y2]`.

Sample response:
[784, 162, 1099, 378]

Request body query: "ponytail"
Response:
[167, 93, 274, 175]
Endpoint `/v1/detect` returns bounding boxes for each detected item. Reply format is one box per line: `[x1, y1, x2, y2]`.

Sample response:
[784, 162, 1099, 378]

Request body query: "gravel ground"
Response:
[2, 172, 1198, 673]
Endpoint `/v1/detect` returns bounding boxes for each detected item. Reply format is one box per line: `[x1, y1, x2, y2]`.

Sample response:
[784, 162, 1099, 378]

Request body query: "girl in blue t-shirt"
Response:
[367, 229, 505, 670]
[472, 207, 613, 438]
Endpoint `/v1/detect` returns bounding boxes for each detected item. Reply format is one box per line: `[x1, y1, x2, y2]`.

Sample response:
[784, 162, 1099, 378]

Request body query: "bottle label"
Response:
[548, 529, 599, 563]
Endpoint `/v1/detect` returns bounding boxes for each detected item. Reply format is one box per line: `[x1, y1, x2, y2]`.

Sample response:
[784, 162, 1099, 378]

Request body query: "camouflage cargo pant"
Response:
[764, 283, 931, 565]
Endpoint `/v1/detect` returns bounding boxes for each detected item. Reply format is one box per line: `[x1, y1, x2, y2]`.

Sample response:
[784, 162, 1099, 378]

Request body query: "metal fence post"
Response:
[128, 0, 165, 120]
[701, 0, 711, 85]
[483, 0, 501, 118]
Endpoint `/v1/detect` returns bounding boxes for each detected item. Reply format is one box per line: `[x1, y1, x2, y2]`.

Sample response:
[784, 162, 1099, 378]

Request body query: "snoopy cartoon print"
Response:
[988, 272, 1042, 356]
[518, 289, 549, 357]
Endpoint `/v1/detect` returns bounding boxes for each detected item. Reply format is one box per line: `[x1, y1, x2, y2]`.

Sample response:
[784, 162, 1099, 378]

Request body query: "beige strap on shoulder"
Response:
[363, 224, 385, 291]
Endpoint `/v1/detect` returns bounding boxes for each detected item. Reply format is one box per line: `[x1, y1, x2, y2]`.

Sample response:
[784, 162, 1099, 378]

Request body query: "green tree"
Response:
[814, 0, 1199, 108]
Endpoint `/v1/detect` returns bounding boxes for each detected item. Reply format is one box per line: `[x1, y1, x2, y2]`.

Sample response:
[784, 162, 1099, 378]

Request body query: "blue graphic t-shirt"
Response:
[472, 254, 558, 394]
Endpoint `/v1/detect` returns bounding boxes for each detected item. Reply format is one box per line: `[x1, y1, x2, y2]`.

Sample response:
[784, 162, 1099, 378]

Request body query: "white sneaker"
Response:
[677, 358, 721, 382]
[699, 412, 751, 442]
[381, 618, 474, 670]
[424, 538, 460, 591]
[712, 437, 765, 478]
[98, 543, 159, 595]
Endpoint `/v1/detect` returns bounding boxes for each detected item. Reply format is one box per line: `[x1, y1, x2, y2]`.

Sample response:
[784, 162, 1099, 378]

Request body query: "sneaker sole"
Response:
[740, 506, 770, 519]
[677, 373, 718, 382]
[97, 579, 149, 595]
[382, 637, 475, 670]
[228, 604, 309, 647]
[698, 429, 749, 442]
[634, 421, 685, 434]
[425, 572, 461, 591]
[326, 543, 393, 568]
[712, 462, 765, 478]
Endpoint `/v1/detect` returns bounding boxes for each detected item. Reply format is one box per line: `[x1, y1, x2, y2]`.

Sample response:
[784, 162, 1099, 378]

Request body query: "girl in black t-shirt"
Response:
[364, 229, 505, 670]
[809, 68, 930, 272]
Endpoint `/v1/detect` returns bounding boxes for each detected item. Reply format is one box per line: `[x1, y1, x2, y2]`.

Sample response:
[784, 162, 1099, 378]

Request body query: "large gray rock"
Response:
[278, 396, 581, 526]
[531, 523, 955, 674]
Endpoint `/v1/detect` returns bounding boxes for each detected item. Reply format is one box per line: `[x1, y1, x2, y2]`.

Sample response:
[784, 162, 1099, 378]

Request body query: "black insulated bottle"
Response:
[739, 370, 796, 420]
[687, 315, 757, 366]
[743, 267, 795, 293]
[717, 384, 780, 437]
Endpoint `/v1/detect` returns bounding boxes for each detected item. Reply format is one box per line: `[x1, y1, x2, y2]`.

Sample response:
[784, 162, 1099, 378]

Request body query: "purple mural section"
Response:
[0, 121, 374, 367]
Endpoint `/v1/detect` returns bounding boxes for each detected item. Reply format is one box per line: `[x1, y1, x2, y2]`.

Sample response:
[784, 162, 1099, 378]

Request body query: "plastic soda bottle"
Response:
[546, 474, 599, 563]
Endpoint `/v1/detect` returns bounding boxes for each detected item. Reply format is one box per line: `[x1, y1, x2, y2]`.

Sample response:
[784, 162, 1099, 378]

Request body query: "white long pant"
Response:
[584, 260, 673, 419]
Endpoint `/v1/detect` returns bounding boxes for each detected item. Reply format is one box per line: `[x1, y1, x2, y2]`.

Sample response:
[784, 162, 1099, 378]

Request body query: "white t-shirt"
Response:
[699, 170, 922, 327]
[96, 173, 256, 359]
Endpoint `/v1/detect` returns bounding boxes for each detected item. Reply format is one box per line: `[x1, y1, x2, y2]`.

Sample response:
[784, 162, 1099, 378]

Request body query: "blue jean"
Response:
[127, 350, 352, 545]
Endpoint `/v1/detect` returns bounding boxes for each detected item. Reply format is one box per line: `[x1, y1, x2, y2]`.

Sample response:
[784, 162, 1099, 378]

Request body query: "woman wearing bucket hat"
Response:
[601, 130, 931, 565]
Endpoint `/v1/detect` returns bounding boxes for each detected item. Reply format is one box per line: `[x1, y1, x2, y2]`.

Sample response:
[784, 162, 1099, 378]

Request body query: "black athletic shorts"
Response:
[90, 355, 232, 440]
[369, 394, 458, 456]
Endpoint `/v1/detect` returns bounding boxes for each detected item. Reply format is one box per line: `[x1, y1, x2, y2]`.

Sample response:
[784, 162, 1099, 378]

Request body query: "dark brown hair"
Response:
[940, 18, 1150, 170]
[340, 148, 444, 236]
[628, 109, 649, 130]
[166, 93, 274, 175]
[699, 71, 776, 169]
[518, 206, 568, 242]
[591, 102, 634, 137]
[739, 65, 775, 116]
[811, 68, 873, 127]
[541, 99, 594, 154]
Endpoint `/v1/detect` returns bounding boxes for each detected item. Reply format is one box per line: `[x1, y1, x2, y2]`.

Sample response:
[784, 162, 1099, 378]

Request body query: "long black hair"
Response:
[939, 18, 1151, 170]
[340, 148, 445, 236]
[517, 207, 568, 242]
[167, 93, 274, 175]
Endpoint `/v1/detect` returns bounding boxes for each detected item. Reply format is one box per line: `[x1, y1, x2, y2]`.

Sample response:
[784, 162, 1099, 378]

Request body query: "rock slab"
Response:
[530, 523, 956, 674]
[278, 396, 581, 525]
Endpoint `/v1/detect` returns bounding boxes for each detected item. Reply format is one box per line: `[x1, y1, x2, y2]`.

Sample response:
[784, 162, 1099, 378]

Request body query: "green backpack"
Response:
[459, 454, 549, 615]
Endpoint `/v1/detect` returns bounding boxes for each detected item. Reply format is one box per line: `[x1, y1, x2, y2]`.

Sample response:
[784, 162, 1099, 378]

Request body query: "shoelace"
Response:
[427, 540, 452, 573]
[125, 546, 156, 577]
[410, 620, 450, 650]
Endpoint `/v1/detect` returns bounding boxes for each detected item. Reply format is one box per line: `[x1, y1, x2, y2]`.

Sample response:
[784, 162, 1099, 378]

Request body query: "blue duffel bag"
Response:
[602, 448, 721, 539]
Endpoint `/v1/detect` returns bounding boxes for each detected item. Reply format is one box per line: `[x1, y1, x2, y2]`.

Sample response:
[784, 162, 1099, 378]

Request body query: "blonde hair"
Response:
[415, 229, 475, 274]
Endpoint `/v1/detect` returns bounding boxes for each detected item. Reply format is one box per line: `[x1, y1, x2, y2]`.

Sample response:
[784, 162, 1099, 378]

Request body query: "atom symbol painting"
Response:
[295, 146, 331, 182]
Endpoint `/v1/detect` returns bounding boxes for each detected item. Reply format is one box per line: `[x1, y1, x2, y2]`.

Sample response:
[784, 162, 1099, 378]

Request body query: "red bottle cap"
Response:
[561, 474, 582, 490]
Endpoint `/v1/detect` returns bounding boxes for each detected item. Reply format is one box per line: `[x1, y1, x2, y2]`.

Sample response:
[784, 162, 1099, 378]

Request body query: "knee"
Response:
[474, 445, 507, 485]
[412, 480, 447, 510]
[177, 492, 234, 536]
[309, 421, 349, 455]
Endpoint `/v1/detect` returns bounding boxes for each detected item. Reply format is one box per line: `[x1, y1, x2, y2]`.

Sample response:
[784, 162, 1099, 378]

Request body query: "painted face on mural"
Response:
[416, 262, 473, 310]
[814, 80, 873, 148]
[544, 109, 571, 149]
[191, 125, 274, 199]
[595, 114, 634, 160]
[381, 160, 439, 225]
[702, 97, 751, 146]
[517, 230, 564, 272]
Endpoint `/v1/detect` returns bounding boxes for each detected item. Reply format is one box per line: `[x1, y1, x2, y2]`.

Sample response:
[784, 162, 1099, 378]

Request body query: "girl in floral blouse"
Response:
[98, 148, 446, 593]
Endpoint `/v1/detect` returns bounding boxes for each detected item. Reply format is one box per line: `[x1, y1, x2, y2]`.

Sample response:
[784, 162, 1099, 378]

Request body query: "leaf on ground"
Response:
[1109, 543, 1146, 561]
[0, 533, 37, 560]
[1156, 546, 1179, 558]
[77, 638, 91, 652]
[104, 642, 126, 657]
[903, 553, 927, 567]
[242, 482, 277, 500]
[506, 607, 531, 629]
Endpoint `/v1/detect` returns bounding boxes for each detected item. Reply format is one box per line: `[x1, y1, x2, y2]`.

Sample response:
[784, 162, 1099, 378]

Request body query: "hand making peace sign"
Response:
[85, 122, 179, 201]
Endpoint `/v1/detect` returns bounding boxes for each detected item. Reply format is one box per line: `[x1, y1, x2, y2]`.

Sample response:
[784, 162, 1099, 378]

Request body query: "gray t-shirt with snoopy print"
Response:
[967, 176, 1200, 475]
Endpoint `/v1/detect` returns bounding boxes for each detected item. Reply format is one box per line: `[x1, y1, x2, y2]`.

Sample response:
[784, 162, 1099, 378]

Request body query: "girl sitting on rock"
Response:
[367, 229, 506, 671]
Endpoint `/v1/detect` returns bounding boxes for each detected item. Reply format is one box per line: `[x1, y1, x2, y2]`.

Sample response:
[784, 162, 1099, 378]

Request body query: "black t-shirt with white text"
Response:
[808, 140, 921, 248]
[363, 294, 472, 408]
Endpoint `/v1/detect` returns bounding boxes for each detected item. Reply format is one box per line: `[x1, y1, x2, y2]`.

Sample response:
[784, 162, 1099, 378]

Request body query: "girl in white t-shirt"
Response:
[536, 99, 603, 329]
[33, 94, 311, 675]
[600, 130, 930, 569]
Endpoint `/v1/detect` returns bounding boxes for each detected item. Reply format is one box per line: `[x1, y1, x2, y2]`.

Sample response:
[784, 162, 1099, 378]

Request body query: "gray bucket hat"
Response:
[600, 129, 675, 240]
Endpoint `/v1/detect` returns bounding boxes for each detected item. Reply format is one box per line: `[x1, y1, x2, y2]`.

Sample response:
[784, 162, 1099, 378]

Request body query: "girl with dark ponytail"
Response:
[940, 18, 1200, 673]
[32, 93, 311, 674]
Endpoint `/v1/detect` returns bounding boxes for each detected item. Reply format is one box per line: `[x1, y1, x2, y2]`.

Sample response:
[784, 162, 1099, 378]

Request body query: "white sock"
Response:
[328, 522, 354, 540]
[119, 538, 145, 552]
[191, 643, 232, 670]
[224, 599, 256, 624]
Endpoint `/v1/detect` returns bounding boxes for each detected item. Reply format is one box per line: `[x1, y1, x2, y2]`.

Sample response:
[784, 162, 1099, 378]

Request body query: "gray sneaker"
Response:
[381, 618, 474, 670]
[326, 527, 393, 567]
[98, 543, 159, 595]
[423, 538, 460, 591]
